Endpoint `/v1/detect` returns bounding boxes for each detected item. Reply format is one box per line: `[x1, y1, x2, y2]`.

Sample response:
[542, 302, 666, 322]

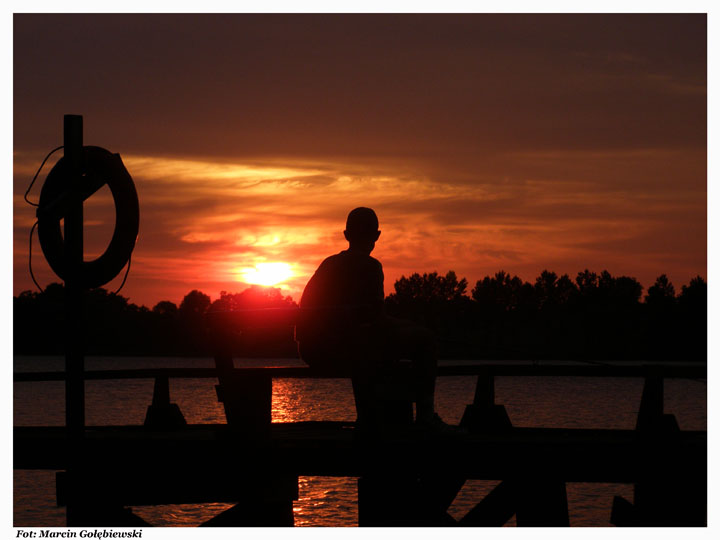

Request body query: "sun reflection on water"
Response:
[272, 378, 356, 423]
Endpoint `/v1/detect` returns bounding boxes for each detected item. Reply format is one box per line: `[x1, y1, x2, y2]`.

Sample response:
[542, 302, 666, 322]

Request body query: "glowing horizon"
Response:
[13, 150, 706, 308]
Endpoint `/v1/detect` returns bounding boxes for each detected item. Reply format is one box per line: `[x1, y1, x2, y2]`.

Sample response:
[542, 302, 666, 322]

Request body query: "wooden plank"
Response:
[14, 425, 706, 483]
[57, 468, 299, 507]
[200, 500, 294, 526]
[13, 361, 708, 382]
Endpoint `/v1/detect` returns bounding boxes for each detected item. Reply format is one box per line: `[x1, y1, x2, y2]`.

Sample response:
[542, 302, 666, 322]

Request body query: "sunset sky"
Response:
[13, 13, 707, 308]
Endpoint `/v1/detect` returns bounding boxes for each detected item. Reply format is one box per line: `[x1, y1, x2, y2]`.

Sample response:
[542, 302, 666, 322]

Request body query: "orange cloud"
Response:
[13, 146, 706, 307]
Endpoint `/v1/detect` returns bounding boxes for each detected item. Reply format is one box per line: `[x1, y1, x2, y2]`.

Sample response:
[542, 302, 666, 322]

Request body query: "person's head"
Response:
[344, 207, 381, 254]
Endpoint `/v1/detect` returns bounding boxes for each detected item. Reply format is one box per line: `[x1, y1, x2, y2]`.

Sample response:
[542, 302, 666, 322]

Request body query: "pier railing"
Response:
[14, 359, 706, 527]
[14, 360, 705, 431]
[13, 307, 706, 527]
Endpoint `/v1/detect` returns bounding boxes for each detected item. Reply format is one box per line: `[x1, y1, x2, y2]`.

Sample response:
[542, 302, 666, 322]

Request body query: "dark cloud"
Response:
[14, 14, 705, 159]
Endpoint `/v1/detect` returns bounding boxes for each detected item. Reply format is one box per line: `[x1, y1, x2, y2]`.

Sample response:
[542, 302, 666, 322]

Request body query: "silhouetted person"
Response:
[295, 207, 452, 430]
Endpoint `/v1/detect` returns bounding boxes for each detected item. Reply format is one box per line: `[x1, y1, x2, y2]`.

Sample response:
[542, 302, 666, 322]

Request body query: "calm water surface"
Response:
[14, 356, 706, 527]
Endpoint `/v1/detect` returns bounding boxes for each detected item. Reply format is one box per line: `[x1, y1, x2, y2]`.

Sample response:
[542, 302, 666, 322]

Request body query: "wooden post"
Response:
[144, 376, 187, 428]
[515, 477, 569, 526]
[64, 114, 85, 439]
[460, 370, 512, 432]
[473, 371, 495, 408]
[62, 114, 86, 526]
[208, 316, 297, 525]
[59, 471, 152, 526]
[612, 371, 692, 526]
[211, 322, 272, 436]
[636, 375, 664, 431]
[200, 475, 298, 526]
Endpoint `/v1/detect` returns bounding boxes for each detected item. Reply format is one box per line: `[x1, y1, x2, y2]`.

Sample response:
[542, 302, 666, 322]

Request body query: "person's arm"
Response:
[372, 260, 385, 317]
[296, 260, 328, 342]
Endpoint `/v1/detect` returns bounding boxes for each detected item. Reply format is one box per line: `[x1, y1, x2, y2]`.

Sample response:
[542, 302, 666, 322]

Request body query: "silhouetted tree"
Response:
[529, 271, 578, 358]
[471, 270, 524, 311]
[592, 271, 644, 359]
[386, 271, 473, 357]
[84, 288, 134, 354]
[210, 285, 296, 312]
[645, 274, 676, 307]
[390, 271, 468, 303]
[677, 276, 707, 361]
[152, 300, 178, 316]
[209, 285, 298, 357]
[641, 275, 679, 360]
[175, 290, 212, 355]
[679, 275, 707, 310]
[13, 271, 707, 361]
[179, 290, 211, 317]
[534, 270, 558, 308]
[533, 270, 577, 309]
[471, 271, 535, 358]
[598, 270, 643, 306]
[576, 269, 598, 295]
[14, 285, 64, 355]
[556, 274, 577, 305]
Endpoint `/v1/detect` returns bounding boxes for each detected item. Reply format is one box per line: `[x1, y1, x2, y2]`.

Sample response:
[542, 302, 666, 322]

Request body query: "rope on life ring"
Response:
[37, 146, 140, 289]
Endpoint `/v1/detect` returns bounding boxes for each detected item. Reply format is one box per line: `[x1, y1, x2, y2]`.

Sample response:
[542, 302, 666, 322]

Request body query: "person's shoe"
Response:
[416, 413, 467, 435]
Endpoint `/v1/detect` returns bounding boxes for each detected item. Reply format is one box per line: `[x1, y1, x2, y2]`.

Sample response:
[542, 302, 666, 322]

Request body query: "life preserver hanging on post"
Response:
[37, 145, 140, 289]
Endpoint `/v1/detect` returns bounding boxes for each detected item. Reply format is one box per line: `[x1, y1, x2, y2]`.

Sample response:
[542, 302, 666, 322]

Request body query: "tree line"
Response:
[13, 269, 706, 361]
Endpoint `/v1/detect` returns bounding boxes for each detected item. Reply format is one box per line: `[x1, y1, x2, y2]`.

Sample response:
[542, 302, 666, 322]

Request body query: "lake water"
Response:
[13, 356, 707, 527]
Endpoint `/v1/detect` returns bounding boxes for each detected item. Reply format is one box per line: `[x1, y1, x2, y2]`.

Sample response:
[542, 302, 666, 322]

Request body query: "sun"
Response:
[238, 262, 294, 287]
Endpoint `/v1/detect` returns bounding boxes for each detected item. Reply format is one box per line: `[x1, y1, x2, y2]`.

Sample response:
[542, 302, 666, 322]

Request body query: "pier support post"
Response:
[352, 369, 414, 430]
[212, 322, 272, 437]
[358, 475, 456, 526]
[215, 372, 272, 435]
[63, 114, 85, 440]
[460, 477, 569, 527]
[611, 372, 704, 526]
[209, 327, 297, 525]
[460, 370, 512, 432]
[61, 114, 88, 527]
[200, 474, 298, 526]
[59, 471, 151, 527]
[515, 477, 569, 526]
[144, 376, 187, 428]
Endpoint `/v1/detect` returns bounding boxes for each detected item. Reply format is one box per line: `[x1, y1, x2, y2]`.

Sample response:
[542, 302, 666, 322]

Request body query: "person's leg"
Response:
[407, 325, 437, 423]
[299, 332, 381, 426]
[377, 317, 438, 422]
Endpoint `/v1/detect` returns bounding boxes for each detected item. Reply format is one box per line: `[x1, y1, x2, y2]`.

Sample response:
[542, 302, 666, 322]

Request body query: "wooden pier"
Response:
[14, 360, 706, 527]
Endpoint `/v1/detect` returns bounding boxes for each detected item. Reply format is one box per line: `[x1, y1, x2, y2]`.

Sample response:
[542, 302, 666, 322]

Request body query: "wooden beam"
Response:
[14, 361, 708, 383]
[459, 480, 516, 526]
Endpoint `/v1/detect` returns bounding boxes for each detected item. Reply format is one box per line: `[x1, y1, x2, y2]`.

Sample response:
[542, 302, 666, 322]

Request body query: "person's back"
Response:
[295, 249, 384, 343]
[295, 207, 456, 431]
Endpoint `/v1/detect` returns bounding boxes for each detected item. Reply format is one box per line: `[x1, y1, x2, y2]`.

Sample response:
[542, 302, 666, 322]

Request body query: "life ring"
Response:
[37, 146, 139, 289]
